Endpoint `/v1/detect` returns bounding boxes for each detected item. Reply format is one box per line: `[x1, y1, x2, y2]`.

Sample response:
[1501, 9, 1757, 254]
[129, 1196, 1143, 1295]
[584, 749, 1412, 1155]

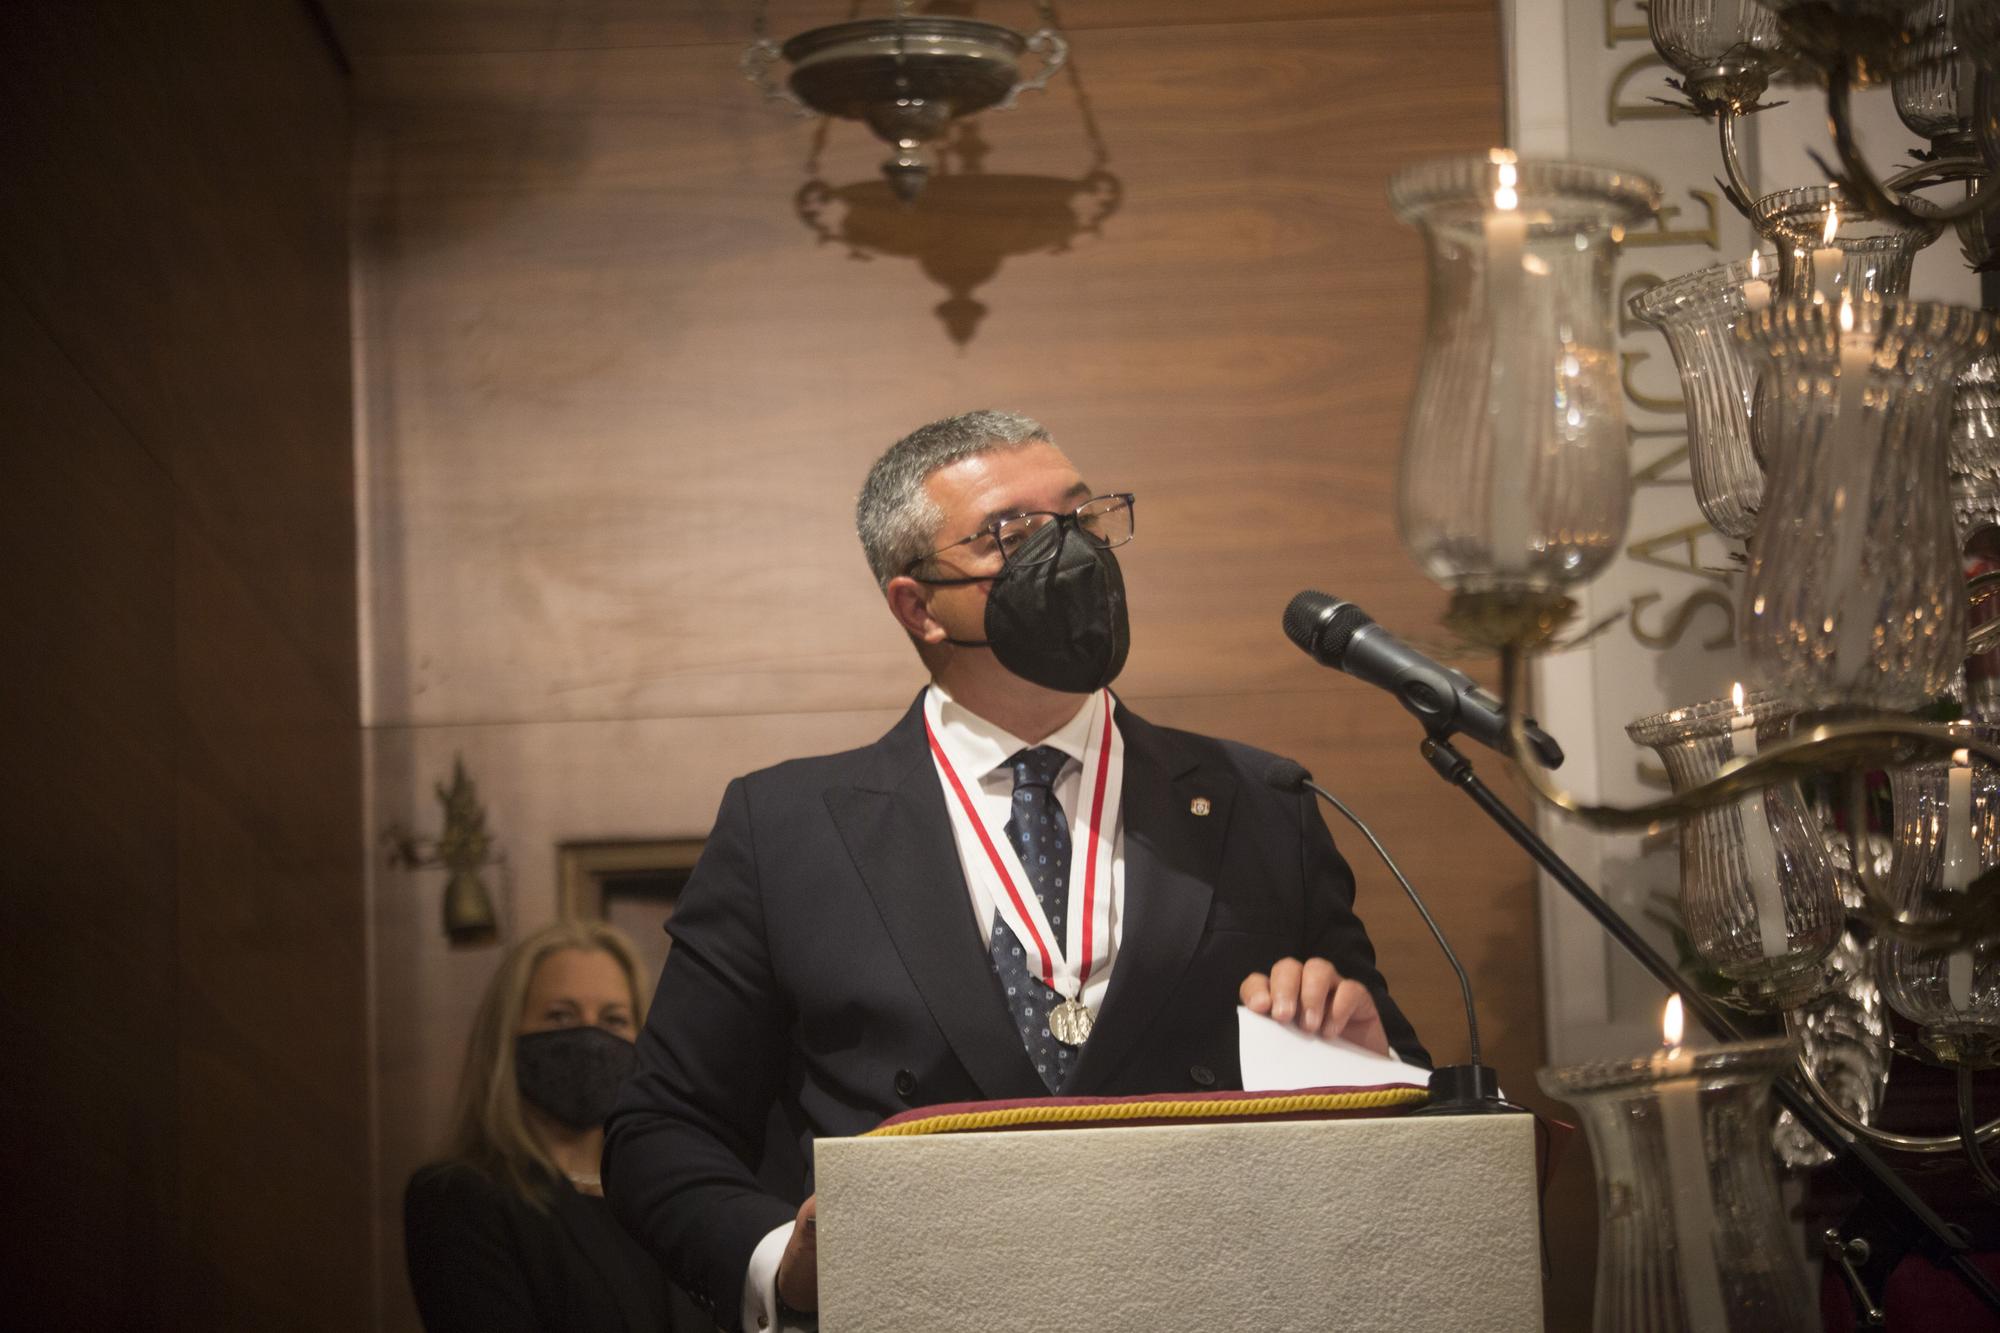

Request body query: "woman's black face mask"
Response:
[515, 1025, 636, 1132]
[942, 520, 1130, 694]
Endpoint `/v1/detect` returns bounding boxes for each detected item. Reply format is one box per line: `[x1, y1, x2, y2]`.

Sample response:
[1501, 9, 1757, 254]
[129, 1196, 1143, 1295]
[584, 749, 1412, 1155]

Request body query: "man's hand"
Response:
[1240, 957, 1390, 1057]
[775, 1195, 818, 1314]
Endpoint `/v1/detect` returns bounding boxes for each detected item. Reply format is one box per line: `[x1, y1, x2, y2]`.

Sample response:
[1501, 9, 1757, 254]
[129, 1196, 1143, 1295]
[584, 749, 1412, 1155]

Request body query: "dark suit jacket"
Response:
[604, 694, 1424, 1330]
[404, 1162, 708, 1333]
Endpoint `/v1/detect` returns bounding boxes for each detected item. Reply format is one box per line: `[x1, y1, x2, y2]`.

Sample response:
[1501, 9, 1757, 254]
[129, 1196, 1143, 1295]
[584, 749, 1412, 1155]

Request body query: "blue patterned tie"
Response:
[989, 745, 1078, 1092]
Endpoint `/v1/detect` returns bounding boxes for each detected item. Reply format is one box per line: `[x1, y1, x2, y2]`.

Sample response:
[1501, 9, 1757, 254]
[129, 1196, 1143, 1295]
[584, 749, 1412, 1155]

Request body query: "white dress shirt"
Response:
[741, 684, 1129, 1333]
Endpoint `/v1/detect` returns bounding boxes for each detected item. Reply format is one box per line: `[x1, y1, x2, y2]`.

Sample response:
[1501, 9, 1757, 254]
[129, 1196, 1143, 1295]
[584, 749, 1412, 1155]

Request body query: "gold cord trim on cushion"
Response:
[862, 1087, 1430, 1137]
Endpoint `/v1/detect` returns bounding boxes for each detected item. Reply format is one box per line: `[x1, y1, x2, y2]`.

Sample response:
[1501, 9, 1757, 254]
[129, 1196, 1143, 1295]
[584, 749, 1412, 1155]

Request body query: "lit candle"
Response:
[1828, 295, 1878, 682]
[1942, 748, 1977, 1009]
[1485, 153, 1532, 576]
[1813, 201, 1845, 304]
[1741, 250, 1772, 313]
[1730, 685, 1791, 960]
[1655, 996, 1731, 1330]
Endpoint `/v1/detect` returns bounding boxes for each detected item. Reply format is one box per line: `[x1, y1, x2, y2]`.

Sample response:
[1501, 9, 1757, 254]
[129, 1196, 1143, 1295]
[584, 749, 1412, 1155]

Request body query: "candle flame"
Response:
[1956, 748, 1972, 768]
[1731, 682, 1746, 714]
[1747, 251, 1762, 280]
[1823, 203, 1840, 247]
[1839, 295, 1855, 336]
[1662, 993, 1685, 1048]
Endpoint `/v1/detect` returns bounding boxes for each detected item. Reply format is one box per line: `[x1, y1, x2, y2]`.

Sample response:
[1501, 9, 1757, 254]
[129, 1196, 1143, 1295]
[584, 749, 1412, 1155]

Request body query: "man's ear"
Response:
[884, 575, 947, 645]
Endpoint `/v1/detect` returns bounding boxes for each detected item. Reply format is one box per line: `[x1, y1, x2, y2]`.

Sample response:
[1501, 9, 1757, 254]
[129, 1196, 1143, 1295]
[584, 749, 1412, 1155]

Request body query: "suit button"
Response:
[894, 1069, 918, 1099]
[1189, 1064, 1216, 1088]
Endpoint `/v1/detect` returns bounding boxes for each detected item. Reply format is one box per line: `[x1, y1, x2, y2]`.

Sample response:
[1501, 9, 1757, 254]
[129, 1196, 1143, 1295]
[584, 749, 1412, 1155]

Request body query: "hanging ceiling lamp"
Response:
[743, 1, 1069, 203]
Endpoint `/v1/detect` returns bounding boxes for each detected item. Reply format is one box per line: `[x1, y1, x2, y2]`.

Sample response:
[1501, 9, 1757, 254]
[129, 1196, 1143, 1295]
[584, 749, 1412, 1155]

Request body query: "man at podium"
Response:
[606, 411, 1426, 1332]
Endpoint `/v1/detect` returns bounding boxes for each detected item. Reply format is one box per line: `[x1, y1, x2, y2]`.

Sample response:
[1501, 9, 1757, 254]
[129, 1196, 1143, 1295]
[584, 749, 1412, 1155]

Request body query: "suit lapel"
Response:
[824, 697, 1046, 1101]
[1067, 705, 1233, 1092]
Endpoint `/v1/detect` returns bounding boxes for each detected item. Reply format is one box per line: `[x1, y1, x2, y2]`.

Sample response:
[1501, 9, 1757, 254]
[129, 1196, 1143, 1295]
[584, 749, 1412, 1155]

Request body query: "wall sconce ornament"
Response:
[386, 756, 505, 946]
[795, 136, 1120, 343]
[743, 1, 1069, 203]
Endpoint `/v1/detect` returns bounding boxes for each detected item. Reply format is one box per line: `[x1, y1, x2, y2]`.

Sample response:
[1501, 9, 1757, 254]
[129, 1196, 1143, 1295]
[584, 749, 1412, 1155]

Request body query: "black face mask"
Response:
[947, 520, 1130, 694]
[515, 1026, 636, 1132]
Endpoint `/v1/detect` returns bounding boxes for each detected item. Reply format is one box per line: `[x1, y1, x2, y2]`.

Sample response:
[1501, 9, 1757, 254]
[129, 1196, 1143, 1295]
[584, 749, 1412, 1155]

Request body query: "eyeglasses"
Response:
[906, 493, 1136, 584]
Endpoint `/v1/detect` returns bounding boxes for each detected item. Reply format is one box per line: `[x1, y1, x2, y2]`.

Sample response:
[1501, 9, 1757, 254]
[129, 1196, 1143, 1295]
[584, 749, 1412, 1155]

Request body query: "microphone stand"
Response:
[1298, 774, 1521, 1116]
[1419, 733, 2000, 1317]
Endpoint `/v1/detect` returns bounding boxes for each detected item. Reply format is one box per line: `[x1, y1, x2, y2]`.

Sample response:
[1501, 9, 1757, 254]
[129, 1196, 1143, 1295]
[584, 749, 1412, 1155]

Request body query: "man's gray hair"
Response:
[856, 409, 1053, 586]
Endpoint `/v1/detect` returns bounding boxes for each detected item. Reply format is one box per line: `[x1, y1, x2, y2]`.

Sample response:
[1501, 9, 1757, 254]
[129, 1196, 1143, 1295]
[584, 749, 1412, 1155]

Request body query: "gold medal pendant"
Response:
[1048, 997, 1094, 1047]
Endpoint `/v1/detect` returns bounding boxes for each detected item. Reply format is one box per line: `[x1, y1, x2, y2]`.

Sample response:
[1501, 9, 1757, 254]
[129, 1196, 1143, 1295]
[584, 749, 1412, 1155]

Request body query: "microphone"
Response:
[1264, 758, 1518, 1117]
[1282, 591, 1564, 769]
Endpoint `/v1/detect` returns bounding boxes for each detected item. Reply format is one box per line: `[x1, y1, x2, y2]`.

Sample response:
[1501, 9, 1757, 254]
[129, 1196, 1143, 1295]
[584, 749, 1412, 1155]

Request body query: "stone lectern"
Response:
[815, 1111, 1543, 1332]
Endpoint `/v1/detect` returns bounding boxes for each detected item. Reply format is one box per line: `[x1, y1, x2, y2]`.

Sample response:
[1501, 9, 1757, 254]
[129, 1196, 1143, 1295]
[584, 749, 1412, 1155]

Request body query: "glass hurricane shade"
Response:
[1390, 153, 1662, 596]
[1646, 0, 1783, 112]
[1751, 186, 1941, 304]
[1629, 257, 1776, 539]
[1880, 726, 2000, 1063]
[1738, 299, 1994, 712]
[1538, 1040, 1816, 1333]
[1755, 0, 1943, 81]
[1895, 0, 1980, 144]
[1952, 354, 2000, 540]
[1627, 692, 1842, 1007]
[1646, 0, 1780, 71]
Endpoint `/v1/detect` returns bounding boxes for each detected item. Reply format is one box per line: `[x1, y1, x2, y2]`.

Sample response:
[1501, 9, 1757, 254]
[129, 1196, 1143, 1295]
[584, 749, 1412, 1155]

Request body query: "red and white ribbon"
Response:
[924, 689, 1122, 1003]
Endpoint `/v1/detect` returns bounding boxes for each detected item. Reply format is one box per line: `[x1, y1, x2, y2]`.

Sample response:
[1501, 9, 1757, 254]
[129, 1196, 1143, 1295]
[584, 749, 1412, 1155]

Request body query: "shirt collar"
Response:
[927, 682, 1096, 781]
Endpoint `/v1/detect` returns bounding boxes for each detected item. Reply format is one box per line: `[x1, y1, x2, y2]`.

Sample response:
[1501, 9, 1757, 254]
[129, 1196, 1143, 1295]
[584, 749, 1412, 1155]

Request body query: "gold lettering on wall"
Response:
[1629, 521, 1731, 583]
[1629, 588, 1736, 650]
[1622, 350, 1686, 413]
[1603, 0, 1648, 47]
[1620, 273, 1664, 336]
[1624, 190, 1723, 250]
[1608, 53, 1681, 122]
[1629, 426, 1692, 488]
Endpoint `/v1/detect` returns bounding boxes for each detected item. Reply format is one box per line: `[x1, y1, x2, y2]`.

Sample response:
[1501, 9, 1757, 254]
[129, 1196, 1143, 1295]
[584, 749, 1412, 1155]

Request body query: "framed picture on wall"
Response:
[557, 838, 704, 987]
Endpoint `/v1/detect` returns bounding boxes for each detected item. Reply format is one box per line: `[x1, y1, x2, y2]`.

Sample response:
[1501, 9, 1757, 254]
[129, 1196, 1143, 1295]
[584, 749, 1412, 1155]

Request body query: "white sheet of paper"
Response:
[1236, 1005, 1426, 1092]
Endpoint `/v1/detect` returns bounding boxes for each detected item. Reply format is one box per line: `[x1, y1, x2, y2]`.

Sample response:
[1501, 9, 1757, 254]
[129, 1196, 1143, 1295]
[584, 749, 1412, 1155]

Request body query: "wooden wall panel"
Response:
[327, 0, 1496, 58]
[0, 295, 181, 1331]
[348, 1, 1596, 1327]
[356, 12, 1500, 729]
[0, 3, 367, 1329]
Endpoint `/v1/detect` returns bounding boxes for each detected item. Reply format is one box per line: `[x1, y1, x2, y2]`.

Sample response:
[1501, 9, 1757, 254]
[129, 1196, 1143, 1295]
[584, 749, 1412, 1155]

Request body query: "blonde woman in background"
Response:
[405, 918, 708, 1332]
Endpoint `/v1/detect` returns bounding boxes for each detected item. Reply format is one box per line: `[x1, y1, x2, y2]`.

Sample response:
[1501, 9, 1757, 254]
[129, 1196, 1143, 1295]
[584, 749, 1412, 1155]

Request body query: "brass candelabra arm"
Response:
[1785, 1029, 2000, 1154]
[1961, 1065, 2000, 1196]
[1882, 154, 1992, 195]
[1816, 67, 2000, 228]
[1843, 871, 2000, 950]
[1719, 110, 1761, 219]
[1473, 571, 2000, 835]
[1495, 641, 2000, 831]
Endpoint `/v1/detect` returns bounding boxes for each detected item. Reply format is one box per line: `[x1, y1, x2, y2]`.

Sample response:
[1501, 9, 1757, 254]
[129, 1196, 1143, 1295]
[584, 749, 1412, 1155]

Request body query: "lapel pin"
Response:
[1189, 797, 1212, 817]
